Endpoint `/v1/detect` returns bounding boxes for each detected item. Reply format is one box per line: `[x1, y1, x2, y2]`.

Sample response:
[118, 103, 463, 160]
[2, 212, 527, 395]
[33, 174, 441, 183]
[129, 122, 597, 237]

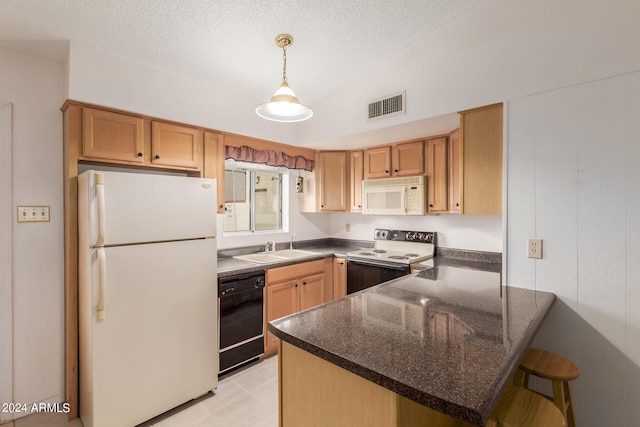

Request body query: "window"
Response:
[223, 160, 288, 233]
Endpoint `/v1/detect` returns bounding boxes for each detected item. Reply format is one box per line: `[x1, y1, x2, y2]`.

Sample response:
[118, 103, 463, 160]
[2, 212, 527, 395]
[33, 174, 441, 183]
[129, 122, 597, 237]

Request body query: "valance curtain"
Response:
[225, 145, 314, 171]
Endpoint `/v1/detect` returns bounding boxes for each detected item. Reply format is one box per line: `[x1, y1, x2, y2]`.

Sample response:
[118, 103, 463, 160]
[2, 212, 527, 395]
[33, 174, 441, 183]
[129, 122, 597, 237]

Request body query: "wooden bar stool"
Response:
[514, 349, 579, 427]
[488, 384, 566, 426]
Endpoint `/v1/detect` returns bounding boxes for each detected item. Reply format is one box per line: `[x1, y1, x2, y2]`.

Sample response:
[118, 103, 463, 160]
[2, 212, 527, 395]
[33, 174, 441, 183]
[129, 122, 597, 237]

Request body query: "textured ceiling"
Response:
[0, 0, 484, 106]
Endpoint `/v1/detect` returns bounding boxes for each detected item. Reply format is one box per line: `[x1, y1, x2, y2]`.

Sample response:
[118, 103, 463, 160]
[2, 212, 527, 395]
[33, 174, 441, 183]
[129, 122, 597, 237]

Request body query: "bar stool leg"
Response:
[564, 381, 576, 427]
[551, 380, 567, 421]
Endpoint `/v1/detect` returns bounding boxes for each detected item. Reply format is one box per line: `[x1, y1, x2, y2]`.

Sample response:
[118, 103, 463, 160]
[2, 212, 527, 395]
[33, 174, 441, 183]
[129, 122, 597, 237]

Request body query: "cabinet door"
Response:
[448, 129, 461, 213]
[392, 141, 424, 176]
[460, 103, 503, 215]
[151, 121, 202, 169]
[426, 137, 448, 213]
[333, 258, 346, 299]
[203, 131, 225, 213]
[82, 107, 145, 164]
[350, 151, 364, 212]
[317, 151, 349, 212]
[265, 280, 300, 356]
[300, 273, 325, 311]
[363, 146, 391, 179]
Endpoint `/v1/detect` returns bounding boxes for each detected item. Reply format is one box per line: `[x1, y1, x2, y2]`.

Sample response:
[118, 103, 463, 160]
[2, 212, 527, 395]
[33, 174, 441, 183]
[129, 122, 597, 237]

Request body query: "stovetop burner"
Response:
[372, 249, 387, 253]
[388, 255, 409, 260]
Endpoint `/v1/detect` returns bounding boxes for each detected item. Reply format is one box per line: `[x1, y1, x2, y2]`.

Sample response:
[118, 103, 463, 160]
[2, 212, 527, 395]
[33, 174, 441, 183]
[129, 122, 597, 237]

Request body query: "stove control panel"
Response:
[374, 229, 436, 244]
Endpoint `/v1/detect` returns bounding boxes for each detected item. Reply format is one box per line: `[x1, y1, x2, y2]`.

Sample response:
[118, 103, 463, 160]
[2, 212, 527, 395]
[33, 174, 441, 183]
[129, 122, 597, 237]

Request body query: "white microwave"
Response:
[362, 176, 426, 215]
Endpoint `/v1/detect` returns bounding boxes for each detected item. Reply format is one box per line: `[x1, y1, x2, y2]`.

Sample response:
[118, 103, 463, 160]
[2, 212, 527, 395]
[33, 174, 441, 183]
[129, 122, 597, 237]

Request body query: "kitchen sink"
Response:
[233, 249, 319, 264]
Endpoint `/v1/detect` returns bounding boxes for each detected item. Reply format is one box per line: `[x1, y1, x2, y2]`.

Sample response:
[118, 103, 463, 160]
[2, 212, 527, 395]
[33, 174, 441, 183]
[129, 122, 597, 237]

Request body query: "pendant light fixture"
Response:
[256, 34, 313, 122]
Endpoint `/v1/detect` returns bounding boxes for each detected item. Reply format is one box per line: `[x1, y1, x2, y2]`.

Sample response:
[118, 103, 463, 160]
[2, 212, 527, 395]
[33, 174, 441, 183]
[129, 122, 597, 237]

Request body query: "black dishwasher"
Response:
[218, 271, 265, 374]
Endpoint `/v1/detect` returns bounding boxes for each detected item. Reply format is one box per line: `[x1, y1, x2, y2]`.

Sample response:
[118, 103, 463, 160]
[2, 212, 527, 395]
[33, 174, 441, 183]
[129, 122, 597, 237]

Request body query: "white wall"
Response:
[0, 49, 65, 414]
[328, 213, 502, 252]
[507, 71, 640, 426]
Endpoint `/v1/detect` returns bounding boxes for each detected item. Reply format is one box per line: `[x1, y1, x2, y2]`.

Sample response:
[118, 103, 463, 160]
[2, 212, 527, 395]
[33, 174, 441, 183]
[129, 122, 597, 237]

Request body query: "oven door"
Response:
[346, 258, 411, 294]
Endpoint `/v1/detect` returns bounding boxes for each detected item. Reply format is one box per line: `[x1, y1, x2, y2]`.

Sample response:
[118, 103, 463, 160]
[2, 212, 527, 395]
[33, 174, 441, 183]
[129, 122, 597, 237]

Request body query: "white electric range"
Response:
[346, 229, 436, 293]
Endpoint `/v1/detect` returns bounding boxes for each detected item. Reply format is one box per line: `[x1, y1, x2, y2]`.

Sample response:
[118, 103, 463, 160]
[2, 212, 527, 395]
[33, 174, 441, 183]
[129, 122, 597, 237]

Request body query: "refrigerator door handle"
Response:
[95, 172, 105, 247]
[97, 247, 107, 321]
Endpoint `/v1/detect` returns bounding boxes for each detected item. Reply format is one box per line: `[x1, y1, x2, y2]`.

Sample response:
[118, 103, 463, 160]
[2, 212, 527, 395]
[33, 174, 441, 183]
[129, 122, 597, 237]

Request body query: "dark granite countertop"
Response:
[217, 237, 502, 278]
[268, 264, 555, 426]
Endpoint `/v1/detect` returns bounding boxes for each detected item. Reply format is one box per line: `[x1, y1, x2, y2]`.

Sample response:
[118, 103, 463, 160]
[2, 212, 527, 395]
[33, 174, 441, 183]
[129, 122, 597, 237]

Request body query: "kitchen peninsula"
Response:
[268, 265, 555, 427]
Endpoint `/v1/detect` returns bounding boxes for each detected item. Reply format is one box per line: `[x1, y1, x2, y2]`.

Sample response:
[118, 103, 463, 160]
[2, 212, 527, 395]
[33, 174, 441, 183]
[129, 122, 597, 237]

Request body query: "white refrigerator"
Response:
[78, 170, 218, 427]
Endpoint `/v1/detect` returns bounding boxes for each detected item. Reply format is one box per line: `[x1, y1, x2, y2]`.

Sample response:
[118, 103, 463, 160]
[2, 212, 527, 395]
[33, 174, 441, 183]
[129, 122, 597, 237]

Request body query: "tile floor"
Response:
[7, 356, 279, 427]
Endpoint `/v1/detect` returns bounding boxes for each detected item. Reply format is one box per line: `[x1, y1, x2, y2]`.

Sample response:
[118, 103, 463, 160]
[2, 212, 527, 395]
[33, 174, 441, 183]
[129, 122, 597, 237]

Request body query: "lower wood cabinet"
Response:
[265, 259, 327, 356]
[333, 258, 346, 299]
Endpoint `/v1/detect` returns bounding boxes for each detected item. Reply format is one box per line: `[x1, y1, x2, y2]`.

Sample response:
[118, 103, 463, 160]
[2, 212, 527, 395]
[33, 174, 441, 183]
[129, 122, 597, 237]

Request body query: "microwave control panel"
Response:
[405, 187, 424, 215]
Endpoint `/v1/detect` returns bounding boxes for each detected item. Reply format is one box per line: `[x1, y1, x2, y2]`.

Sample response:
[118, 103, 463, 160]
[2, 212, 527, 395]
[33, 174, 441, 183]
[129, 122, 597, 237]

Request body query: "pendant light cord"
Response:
[282, 45, 288, 83]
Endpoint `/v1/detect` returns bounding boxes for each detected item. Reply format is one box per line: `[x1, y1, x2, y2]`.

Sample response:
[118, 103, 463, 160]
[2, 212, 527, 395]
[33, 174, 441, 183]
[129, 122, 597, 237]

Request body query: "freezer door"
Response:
[78, 170, 216, 246]
[79, 238, 218, 427]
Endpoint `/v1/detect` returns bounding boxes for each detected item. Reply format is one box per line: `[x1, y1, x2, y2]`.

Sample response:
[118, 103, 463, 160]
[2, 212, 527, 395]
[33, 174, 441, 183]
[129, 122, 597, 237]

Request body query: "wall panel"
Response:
[506, 96, 537, 289]
[626, 72, 640, 427]
[533, 87, 579, 364]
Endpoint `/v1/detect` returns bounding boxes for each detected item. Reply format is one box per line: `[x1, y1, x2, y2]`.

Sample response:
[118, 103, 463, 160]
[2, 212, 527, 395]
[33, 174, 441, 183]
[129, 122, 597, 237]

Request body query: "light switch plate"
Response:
[17, 206, 50, 223]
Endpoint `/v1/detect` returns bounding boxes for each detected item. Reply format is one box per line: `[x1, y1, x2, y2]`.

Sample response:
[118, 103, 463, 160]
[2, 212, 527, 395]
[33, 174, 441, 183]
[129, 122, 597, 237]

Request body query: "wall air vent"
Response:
[367, 91, 406, 122]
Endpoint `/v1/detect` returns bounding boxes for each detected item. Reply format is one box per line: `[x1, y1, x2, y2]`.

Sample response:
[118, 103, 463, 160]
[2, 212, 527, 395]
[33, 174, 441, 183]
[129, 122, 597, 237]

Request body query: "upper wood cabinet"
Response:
[425, 136, 449, 213]
[317, 151, 350, 212]
[151, 121, 202, 170]
[81, 107, 145, 164]
[363, 141, 424, 179]
[363, 146, 391, 178]
[448, 129, 461, 213]
[459, 103, 503, 215]
[350, 150, 364, 212]
[79, 106, 205, 173]
[203, 131, 225, 214]
[392, 140, 424, 176]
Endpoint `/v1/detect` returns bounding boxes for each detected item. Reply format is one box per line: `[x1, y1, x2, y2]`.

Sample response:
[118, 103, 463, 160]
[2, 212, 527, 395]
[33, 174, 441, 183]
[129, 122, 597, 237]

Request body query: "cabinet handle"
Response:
[456, 203, 460, 207]
[385, 170, 389, 173]
[394, 169, 398, 173]
[155, 154, 160, 159]
[429, 204, 434, 207]
[294, 283, 299, 287]
[137, 152, 143, 157]
[302, 281, 307, 285]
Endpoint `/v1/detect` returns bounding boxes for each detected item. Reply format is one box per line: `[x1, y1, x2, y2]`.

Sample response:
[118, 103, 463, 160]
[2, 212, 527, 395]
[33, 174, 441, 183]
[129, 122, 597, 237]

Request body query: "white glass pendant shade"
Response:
[256, 81, 314, 122]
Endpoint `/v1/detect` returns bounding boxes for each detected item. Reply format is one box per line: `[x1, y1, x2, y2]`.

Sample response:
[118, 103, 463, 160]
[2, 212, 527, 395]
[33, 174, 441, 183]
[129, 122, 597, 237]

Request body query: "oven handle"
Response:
[347, 257, 410, 271]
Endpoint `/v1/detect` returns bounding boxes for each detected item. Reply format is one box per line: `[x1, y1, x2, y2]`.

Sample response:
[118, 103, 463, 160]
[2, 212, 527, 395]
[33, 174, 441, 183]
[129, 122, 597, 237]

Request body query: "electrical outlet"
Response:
[528, 238, 542, 259]
[346, 223, 351, 232]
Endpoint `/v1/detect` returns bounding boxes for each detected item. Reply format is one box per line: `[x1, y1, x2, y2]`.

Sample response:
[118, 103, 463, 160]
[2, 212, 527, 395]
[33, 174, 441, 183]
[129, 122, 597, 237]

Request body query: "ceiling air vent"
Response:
[367, 91, 406, 122]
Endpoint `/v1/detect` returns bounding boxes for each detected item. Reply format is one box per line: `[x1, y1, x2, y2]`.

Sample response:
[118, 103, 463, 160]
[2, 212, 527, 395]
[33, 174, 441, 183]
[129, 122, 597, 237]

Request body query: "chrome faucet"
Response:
[290, 233, 296, 250]
[265, 240, 276, 252]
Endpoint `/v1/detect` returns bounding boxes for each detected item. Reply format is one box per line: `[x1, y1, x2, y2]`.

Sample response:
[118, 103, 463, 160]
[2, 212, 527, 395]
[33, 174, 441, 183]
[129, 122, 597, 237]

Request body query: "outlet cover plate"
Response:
[528, 238, 542, 259]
